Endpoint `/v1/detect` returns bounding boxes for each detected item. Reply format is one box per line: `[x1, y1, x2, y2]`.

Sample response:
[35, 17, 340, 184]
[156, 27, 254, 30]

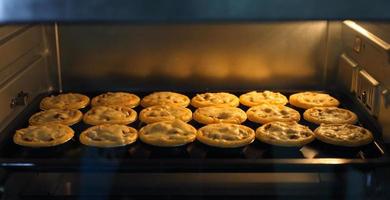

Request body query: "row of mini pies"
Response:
[39, 91, 339, 110]
[13, 120, 373, 148]
[33, 91, 353, 125]
[28, 103, 358, 127]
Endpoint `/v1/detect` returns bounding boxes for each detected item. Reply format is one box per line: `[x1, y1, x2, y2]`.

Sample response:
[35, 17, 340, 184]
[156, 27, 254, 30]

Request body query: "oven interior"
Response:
[0, 20, 390, 199]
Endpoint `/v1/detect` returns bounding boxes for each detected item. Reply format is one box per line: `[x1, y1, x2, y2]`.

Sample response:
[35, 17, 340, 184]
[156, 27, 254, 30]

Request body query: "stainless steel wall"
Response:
[0, 25, 55, 130]
[339, 21, 390, 141]
[59, 22, 329, 92]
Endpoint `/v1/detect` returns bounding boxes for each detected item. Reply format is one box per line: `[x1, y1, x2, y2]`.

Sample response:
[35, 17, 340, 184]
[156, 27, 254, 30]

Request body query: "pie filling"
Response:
[19, 126, 68, 142]
[262, 122, 313, 141]
[201, 125, 251, 142]
[84, 125, 135, 143]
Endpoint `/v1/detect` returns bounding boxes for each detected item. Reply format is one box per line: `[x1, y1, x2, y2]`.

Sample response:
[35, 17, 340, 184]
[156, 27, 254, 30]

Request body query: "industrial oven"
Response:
[1, 1, 390, 199]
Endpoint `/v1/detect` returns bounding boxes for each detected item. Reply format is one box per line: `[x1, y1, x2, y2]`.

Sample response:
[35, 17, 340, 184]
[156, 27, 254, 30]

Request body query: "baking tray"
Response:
[0, 90, 388, 172]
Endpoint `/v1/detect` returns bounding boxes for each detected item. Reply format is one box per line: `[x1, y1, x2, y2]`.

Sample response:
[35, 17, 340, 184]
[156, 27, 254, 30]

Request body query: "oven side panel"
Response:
[338, 21, 390, 141]
[0, 25, 56, 131]
[59, 22, 329, 92]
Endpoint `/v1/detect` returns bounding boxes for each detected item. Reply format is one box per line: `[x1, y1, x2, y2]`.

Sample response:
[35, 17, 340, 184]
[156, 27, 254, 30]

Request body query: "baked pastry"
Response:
[29, 109, 83, 126]
[193, 106, 247, 124]
[303, 107, 358, 125]
[246, 104, 300, 124]
[239, 90, 288, 107]
[314, 124, 373, 147]
[138, 120, 197, 147]
[289, 92, 340, 109]
[197, 123, 255, 148]
[191, 92, 239, 108]
[141, 92, 190, 107]
[256, 121, 315, 147]
[83, 106, 137, 125]
[139, 105, 192, 124]
[40, 93, 90, 110]
[91, 92, 140, 108]
[13, 124, 74, 147]
[79, 124, 138, 148]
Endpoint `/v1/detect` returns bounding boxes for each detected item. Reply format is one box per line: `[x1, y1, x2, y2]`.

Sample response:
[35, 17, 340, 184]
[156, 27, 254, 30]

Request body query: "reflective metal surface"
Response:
[0, 25, 54, 131]
[0, 0, 390, 23]
[60, 22, 328, 91]
[340, 21, 390, 141]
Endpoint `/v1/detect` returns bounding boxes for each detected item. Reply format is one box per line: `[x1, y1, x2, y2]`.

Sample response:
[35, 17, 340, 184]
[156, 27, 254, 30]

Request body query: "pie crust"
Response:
[191, 92, 239, 108]
[138, 120, 197, 147]
[83, 106, 137, 125]
[247, 104, 300, 124]
[29, 109, 83, 126]
[303, 107, 358, 125]
[289, 92, 340, 109]
[13, 124, 74, 147]
[40, 93, 90, 110]
[239, 90, 288, 107]
[314, 124, 373, 147]
[79, 124, 138, 148]
[197, 123, 255, 148]
[91, 92, 140, 108]
[140, 92, 190, 107]
[139, 105, 192, 124]
[256, 121, 315, 147]
[193, 106, 246, 124]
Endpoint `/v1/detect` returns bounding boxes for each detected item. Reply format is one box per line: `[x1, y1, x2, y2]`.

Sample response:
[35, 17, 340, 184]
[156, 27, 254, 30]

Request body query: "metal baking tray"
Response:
[0, 90, 388, 172]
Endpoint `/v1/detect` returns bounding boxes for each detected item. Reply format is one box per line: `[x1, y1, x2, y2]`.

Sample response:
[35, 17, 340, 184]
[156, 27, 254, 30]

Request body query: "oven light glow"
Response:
[317, 158, 350, 164]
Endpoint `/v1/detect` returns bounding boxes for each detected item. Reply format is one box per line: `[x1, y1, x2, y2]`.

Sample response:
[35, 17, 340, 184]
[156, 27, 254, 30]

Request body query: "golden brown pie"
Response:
[197, 123, 255, 148]
[40, 93, 90, 110]
[191, 92, 239, 108]
[13, 124, 74, 147]
[140, 92, 190, 107]
[193, 106, 247, 124]
[256, 121, 315, 147]
[139, 105, 192, 124]
[83, 106, 137, 125]
[29, 109, 83, 126]
[303, 107, 358, 125]
[91, 92, 140, 108]
[79, 124, 138, 148]
[239, 90, 288, 107]
[314, 124, 373, 147]
[138, 120, 197, 147]
[246, 104, 300, 124]
[289, 92, 340, 109]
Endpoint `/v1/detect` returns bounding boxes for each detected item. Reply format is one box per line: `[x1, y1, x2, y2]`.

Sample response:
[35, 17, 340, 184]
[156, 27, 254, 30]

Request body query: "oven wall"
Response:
[58, 21, 331, 92]
[339, 21, 390, 141]
[0, 25, 56, 131]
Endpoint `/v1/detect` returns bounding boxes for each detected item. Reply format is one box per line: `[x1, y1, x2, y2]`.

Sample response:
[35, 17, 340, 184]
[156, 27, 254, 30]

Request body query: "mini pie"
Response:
[289, 92, 340, 109]
[256, 121, 315, 147]
[40, 93, 90, 110]
[191, 92, 239, 108]
[79, 124, 138, 148]
[239, 90, 288, 107]
[83, 106, 137, 125]
[314, 124, 374, 147]
[13, 124, 74, 147]
[247, 104, 300, 124]
[193, 106, 247, 124]
[91, 92, 140, 108]
[197, 123, 255, 148]
[29, 109, 83, 126]
[303, 107, 358, 125]
[138, 120, 197, 147]
[141, 92, 190, 107]
[139, 105, 192, 124]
